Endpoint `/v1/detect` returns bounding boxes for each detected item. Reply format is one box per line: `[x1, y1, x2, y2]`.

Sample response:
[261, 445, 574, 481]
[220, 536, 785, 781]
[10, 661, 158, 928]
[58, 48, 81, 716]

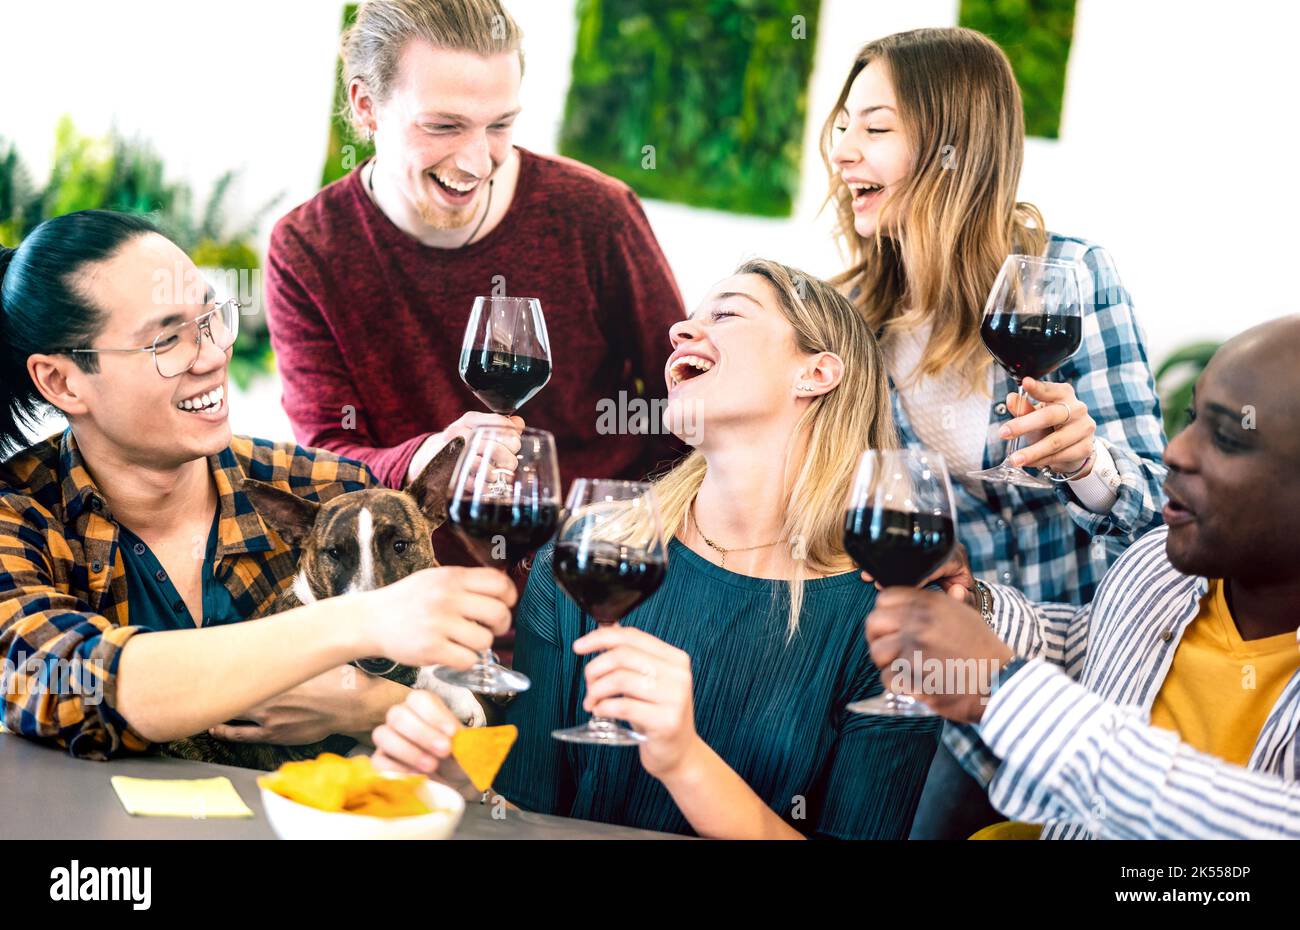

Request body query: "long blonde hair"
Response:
[652, 259, 896, 637]
[822, 27, 1047, 391]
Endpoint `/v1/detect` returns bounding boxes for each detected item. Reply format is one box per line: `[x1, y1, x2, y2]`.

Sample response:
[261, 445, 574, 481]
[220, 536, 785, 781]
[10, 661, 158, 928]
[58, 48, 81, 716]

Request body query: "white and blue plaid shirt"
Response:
[948, 526, 1300, 839]
[889, 233, 1168, 606]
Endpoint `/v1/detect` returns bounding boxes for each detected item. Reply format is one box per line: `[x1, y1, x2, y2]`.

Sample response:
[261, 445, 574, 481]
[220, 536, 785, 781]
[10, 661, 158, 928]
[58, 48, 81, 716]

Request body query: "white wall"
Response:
[5, 0, 1298, 443]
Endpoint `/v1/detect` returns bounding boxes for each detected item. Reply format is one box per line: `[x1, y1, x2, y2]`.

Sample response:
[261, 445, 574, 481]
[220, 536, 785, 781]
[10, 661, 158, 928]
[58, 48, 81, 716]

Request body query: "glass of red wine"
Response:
[968, 254, 1084, 488]
[433, 426, 563, 696]
[844, 448, 957, 717]
[460, 296, 552, 416]
[551, 479, 668, 746]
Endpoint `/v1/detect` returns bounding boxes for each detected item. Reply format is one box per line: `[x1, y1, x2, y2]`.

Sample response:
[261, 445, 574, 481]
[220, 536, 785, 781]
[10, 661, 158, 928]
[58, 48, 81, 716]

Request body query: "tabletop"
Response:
[0, 732, 686, 840]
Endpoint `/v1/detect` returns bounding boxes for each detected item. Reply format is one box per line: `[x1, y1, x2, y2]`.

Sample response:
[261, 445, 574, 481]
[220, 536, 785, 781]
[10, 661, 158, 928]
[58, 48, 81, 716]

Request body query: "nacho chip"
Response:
[258, 753, 433, 818]
[452, 724, 518, 792]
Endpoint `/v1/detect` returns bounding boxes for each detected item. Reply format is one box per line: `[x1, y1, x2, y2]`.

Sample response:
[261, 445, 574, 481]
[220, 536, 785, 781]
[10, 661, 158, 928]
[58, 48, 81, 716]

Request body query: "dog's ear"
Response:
[406, 437, 465, 529]
[241, 479, 321, 547]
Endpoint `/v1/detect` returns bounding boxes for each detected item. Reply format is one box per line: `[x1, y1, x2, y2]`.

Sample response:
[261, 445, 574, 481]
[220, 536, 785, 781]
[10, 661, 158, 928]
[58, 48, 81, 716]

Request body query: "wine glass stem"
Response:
[1004, 380, 1030, 463]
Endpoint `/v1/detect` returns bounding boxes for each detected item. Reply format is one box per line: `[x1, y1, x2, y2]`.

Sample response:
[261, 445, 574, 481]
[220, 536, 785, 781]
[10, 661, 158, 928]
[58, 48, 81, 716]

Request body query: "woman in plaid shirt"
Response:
[0, 210, 516, 761]
[823, 27, 1166, 609]
[821, 28, 1167, 836]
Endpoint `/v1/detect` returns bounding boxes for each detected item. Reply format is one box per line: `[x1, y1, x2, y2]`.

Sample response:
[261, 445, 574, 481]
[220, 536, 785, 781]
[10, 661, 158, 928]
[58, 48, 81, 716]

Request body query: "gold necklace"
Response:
[689, 501, 782, 569]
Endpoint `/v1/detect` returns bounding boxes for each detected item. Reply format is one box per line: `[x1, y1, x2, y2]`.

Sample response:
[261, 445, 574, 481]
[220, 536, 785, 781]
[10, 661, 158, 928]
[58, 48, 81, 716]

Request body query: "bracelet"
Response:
[973, 579, 995, 629]
[1046, 450, 1093, 483]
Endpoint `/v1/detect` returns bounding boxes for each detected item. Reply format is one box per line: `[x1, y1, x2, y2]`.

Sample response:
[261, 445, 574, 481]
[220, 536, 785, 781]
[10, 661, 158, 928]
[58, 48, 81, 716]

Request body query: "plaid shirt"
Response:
[0, 429, 375, 760]
[890, 233, 1168, 605]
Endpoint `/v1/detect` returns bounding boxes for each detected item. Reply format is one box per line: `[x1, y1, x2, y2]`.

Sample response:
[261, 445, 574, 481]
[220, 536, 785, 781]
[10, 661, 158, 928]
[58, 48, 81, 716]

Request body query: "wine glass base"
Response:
[551, 720, 645, 745]
[434, 662, 530, 696]
[847, 692, 937, 717]
[967, 462, 1054, 489]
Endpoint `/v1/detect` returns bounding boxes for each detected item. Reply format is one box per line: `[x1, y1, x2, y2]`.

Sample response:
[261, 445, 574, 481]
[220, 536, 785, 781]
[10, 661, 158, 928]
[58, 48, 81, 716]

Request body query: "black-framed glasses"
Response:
[66, 298, 242, 378]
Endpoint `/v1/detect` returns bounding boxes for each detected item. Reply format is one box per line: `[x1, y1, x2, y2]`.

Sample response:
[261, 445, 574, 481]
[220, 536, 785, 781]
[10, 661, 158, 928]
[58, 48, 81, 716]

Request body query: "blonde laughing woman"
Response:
[823, 26, 1168, 837]
[371, 259, 940, 839]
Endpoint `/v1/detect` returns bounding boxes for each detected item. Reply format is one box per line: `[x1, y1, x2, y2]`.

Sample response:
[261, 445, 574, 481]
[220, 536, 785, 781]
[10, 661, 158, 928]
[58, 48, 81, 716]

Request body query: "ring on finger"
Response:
[1046, 400, 1072, 428]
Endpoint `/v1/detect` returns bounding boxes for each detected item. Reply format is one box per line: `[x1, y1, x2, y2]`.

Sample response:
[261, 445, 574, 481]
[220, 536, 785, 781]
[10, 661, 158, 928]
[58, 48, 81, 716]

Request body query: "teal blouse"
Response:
[497, 539, 940, 839]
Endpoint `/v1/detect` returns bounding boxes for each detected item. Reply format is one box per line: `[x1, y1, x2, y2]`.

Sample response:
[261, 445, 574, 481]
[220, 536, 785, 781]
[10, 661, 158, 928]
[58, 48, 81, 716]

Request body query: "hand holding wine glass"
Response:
[843, 448, 957, 717]
[968, 254, 1085, 488]
[996, 376, 1097, 477]
[551, 480, 669, 746]
[573, 624, 699, 778]
[433, 426, 563, 696]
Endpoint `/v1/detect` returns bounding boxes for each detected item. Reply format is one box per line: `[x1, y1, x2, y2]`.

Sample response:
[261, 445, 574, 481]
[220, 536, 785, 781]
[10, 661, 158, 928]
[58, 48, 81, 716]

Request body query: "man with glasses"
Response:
[0, 210, 515, 763]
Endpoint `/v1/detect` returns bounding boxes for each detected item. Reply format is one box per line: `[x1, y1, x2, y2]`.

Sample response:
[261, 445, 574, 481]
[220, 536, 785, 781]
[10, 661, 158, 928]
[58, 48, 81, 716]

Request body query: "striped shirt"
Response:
[889, 233, 1168, 606]
[947, 526, 1300, 838]
[0, 429, 375, 760]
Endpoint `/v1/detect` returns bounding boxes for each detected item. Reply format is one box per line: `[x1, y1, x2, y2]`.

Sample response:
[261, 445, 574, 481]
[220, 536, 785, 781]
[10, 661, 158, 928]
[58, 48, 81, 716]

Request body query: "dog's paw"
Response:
[414, 666, 487, 728]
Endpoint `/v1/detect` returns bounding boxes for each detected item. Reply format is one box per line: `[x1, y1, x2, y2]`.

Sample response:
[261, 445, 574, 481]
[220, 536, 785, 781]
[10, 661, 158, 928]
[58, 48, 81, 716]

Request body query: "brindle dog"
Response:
[163, 438, 494, 770]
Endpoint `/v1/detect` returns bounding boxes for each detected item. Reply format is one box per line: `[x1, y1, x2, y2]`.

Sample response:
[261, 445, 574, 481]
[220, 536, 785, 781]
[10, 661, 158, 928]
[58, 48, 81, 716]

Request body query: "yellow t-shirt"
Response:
[1148, 579, 1300, 766]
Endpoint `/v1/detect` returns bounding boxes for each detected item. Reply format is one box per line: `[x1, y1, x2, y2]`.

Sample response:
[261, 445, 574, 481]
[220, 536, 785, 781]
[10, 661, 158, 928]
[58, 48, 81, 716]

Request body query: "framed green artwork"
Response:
[560, 0, 820, 217]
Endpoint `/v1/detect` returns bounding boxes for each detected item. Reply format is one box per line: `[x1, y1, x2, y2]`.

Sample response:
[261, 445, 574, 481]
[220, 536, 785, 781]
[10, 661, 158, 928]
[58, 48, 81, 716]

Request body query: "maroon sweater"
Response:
[265, 147, 686, 529]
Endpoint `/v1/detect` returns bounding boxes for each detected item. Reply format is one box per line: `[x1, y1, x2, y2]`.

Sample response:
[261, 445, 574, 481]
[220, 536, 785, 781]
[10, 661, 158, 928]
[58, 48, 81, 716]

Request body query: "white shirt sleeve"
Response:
[1065, 438, 1120, 514]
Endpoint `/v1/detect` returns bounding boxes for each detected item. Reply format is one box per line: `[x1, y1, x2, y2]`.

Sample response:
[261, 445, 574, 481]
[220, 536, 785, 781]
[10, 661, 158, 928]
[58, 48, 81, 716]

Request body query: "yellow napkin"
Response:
[110, 775, 254, 819]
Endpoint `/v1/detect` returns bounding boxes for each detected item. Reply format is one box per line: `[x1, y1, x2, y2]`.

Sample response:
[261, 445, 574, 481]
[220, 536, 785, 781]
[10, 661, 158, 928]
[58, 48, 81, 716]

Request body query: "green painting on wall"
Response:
[560, 0, 820, 217]
[960, 0, 1077, 140]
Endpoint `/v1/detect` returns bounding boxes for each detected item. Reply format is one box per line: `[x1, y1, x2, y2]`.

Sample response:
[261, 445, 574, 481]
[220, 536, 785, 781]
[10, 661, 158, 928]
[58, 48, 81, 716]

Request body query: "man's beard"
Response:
[414, 194, 479, 230]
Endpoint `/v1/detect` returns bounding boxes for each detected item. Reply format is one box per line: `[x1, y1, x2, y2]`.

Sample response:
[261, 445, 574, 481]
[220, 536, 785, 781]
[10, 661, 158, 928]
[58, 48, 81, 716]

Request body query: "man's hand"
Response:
[860, 542, 977, 605]
[360, 566, 518, 668]
[209, 664, 401, 745]
[406, 413, 525, 484]
[865, 587, 1015, 724]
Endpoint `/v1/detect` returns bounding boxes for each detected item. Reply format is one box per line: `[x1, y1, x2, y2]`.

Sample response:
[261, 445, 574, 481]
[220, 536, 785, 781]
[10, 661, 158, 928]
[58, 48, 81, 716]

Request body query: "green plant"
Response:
[321, 3, 373, 188]
[0, 120, 284, 389]
[1155, 340, 1221, 438]
[560, 0, 820, 217]
[959, 0, 1077, 140]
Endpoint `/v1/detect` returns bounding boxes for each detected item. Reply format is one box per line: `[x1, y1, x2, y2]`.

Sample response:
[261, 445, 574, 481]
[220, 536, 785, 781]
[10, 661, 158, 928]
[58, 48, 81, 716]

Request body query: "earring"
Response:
[365, 126, 375, 141]
[797, 383, 815, 393]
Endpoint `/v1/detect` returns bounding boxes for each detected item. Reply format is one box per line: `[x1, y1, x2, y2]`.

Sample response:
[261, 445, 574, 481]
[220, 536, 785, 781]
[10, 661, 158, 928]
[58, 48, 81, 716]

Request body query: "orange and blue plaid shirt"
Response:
[0, 429, 375, 760]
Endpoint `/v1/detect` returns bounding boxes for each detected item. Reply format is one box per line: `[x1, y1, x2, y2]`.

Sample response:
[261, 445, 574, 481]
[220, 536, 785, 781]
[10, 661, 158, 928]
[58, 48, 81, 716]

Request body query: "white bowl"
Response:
[260, 774, 466, 840]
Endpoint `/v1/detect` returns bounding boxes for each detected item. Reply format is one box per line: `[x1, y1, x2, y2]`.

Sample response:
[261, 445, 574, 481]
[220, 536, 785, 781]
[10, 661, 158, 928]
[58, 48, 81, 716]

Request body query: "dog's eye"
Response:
[325, 547, 342, 561]
[393, 540, 409, 554]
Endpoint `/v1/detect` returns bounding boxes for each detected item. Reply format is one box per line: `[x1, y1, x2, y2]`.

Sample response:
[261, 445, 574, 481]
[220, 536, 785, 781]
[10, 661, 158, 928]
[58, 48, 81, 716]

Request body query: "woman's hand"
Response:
[369, 688, 462, 776]
[1000, 377, 1096, 477]
[406, 412, 525, 484]
[860, 542, 976, 604]
[574, 626, 702, 781]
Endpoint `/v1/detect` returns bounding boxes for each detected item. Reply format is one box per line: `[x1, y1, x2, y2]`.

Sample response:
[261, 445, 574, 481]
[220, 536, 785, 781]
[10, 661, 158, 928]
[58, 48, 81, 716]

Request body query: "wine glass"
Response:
[460, 296, 552, 416]
[844, 448, 957, 717]
[551, 480, 668, 746]
[434, 427, 563, 696]
[968, 254, 1084, 488]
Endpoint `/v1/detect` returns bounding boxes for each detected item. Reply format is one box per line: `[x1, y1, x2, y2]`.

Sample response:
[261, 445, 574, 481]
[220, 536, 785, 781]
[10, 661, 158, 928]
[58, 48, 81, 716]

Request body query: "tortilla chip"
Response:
[452, 724, 518, 792]
[258, 753, 433, 818]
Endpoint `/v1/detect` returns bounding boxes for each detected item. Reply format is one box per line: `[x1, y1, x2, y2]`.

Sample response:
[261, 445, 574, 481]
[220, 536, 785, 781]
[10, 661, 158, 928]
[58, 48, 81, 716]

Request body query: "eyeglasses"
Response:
[66, 298, 242, 378]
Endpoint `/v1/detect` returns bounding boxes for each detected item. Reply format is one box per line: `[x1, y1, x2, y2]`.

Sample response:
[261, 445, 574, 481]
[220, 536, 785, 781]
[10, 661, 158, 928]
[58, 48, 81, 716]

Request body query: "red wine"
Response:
[980, 313, 1081, 381]
[460, 349, 551, 414]
[448, 499, 561, 566]
[553, 541, 666, 624]
[843, 508, 955, 587]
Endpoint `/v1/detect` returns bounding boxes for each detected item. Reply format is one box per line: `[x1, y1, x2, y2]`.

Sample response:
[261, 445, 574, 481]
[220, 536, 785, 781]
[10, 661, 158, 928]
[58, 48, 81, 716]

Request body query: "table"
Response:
[0, 733, 685, 840]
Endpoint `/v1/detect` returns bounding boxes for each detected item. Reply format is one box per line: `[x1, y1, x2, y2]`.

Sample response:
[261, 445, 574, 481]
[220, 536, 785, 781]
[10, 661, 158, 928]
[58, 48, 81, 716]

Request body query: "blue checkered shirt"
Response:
[890, 233, 1168, 606]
